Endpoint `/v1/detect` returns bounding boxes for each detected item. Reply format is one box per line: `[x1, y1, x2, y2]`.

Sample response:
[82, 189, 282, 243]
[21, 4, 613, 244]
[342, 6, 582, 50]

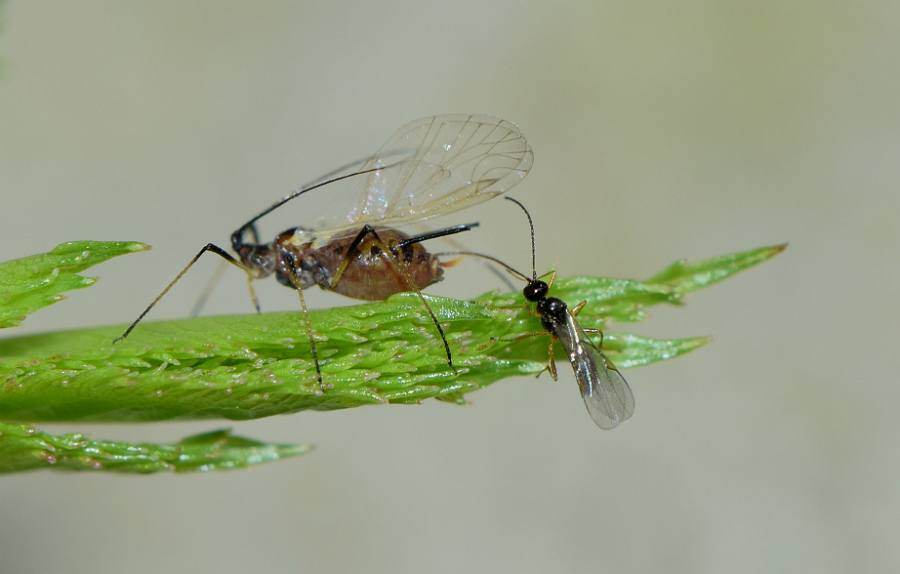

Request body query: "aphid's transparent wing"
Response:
[554, 313, 634, 429]
[306, 114, 533, 244]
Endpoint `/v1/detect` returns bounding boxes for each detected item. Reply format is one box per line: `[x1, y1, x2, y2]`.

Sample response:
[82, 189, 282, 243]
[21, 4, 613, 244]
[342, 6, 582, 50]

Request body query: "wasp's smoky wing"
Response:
[554, 313, 635, 430]
[306, 114, 533, 244]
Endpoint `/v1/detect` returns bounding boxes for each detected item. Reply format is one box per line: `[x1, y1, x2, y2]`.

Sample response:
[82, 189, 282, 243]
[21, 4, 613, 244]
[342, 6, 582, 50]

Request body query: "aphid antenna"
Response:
[234, 164, 398, 243]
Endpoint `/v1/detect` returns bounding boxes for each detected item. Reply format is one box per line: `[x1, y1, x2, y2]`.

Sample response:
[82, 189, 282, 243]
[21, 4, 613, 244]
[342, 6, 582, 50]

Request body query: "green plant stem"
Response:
[0, 241, 785, 472]
[1, 244, 785, 423]
[0, 423, 310, 473]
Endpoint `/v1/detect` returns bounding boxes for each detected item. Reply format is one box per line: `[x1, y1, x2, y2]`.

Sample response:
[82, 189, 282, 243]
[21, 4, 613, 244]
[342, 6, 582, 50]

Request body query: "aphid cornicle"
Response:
[116, 114, 534, 389]
[436, 197, 634, 429]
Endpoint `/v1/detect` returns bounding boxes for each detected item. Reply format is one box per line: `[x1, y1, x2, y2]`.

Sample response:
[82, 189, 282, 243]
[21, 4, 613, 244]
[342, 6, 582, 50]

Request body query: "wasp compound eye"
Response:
[523, 280, 549, 302]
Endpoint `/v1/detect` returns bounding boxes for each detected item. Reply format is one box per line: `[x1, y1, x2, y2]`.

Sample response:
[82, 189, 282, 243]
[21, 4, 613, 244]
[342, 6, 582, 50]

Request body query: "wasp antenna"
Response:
[431, 250, 530, 282]
[504, 197, 537, 281]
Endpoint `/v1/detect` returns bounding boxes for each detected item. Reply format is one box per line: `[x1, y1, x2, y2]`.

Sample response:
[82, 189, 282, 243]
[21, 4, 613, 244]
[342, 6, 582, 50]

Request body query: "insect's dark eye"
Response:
[523, 280, 549, 302]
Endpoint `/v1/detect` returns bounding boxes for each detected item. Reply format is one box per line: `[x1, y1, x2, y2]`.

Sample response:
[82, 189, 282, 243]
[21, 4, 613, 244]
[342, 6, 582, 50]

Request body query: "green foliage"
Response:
[0, 241, 149, 328]
[0, 241, 785, 473]
[0, 422, 310, 473]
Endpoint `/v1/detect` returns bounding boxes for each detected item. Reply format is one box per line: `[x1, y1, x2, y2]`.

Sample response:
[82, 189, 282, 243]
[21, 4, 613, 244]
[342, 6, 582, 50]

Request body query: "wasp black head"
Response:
[523, 280, 549, 302]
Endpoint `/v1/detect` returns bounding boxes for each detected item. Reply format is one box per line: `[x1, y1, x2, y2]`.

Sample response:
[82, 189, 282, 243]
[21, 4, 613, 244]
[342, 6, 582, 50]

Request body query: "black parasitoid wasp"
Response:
[435, 197, 634, 429]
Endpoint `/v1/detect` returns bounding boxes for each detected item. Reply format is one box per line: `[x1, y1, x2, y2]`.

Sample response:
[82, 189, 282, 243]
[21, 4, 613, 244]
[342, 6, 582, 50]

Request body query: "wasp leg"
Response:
[483, 325, 563, 382]
[536, 269, 558, 289]
[571, 301, 605, 347]
[115, 243, 256, 343]
[498, 330, 548, 343]
[491, 329, 559, 380]
[483, 303, 544, 348]
[581, 328, 605, 348]
[546, 335, 558, 381]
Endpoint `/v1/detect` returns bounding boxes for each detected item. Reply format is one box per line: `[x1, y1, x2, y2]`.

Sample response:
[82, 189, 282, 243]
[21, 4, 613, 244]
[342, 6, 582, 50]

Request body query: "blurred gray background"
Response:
[1, 2, 898, 573]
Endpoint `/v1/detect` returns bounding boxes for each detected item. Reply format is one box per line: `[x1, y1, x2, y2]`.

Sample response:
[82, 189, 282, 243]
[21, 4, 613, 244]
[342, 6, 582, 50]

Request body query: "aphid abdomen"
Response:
[319, 229, 443, 300]
[272, 227, 443, 301]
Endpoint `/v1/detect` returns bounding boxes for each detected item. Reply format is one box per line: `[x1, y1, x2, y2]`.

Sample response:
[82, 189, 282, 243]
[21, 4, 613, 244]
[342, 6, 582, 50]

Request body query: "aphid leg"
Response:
[329, 224, 475, 289]
[328, 225, 376, 287]
[334, 225, 459, 373]
[189, 260, 228, 317]
[279, 250, 325, 391]
[115, 243, 255, 343]
[295, 288, 325, 392]
[246, 275, 262, 314]
[189, 260, 261, 318]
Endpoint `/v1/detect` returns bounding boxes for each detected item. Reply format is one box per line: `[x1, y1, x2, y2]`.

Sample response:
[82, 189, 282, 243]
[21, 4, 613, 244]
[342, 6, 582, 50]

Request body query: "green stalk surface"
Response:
[0, 241, 785, 472]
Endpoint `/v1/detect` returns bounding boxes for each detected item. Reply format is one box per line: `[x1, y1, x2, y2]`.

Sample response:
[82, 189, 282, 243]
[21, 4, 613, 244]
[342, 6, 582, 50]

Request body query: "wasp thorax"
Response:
[537, 296, 567, 317]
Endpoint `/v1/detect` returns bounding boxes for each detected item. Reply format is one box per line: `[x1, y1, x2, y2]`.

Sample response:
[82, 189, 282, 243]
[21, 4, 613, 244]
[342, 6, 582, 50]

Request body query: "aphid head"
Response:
[523, 280, 549, 302]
